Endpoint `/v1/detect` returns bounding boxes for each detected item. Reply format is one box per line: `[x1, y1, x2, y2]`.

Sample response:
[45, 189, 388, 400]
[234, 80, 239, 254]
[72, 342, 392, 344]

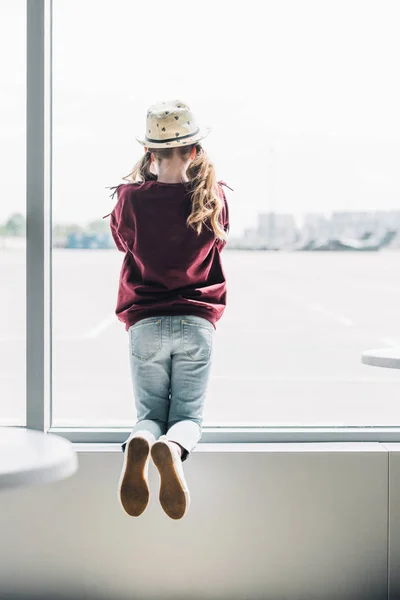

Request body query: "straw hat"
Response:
[135, 100, 211, 149]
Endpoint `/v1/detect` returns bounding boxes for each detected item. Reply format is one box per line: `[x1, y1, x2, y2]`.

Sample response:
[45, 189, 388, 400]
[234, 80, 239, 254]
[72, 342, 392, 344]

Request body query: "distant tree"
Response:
[87, 219, 110, 234]
[53, 224, 84, 237]
[5, 213, 25, 237]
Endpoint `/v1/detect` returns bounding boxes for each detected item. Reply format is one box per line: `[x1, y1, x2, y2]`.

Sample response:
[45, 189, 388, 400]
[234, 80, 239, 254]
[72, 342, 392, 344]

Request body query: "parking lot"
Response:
[2, 248, 400, 427]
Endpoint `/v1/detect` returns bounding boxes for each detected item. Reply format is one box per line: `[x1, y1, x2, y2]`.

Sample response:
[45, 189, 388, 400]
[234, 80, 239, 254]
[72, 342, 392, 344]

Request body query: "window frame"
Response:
[25, 0, 400, 445]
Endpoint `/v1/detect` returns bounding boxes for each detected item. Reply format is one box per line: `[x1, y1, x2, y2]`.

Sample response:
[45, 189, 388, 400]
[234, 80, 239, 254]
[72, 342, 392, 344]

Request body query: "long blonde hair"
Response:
[123, 143, 227, 241]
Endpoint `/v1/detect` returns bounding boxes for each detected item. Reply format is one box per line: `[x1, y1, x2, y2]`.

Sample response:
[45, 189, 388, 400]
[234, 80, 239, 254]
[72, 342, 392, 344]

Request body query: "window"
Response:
[1, 0, 26, 426]
[22, 1, 400, 440]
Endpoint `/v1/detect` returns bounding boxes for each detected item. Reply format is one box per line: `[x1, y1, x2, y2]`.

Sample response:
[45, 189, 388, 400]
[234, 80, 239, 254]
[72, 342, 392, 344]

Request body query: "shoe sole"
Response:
[151, 441, 188, 520]
[118, 436, 150, 517]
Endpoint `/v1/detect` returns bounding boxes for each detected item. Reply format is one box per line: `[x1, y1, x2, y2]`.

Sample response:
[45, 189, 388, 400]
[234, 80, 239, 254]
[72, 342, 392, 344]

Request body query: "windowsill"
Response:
[72, 441, 391, 453]
[51, 426, 400, 446]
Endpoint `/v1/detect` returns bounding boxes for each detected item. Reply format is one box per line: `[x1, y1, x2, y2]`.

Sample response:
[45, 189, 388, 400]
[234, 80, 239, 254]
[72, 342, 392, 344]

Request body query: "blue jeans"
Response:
[123, 315, 215, 460]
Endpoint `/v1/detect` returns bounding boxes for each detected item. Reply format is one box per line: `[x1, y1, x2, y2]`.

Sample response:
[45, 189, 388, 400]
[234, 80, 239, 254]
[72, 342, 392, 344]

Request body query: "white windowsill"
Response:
[73, 441, 392, 453]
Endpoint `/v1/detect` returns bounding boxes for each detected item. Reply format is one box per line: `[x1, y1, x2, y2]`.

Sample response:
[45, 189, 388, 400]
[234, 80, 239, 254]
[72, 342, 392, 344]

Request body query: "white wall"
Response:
[0, 443, 392, 600]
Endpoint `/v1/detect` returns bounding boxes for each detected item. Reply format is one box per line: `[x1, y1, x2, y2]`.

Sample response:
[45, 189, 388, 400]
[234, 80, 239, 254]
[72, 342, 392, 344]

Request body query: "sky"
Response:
[1, 0, 400, 235]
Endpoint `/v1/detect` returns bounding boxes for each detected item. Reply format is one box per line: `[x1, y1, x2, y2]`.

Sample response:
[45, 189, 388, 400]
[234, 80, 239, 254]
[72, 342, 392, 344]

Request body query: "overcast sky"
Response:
[1, 0, 400, 234]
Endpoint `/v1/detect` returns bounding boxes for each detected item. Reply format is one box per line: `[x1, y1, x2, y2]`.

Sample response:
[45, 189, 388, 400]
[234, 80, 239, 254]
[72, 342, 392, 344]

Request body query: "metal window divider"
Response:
[26, 0, 52, 431]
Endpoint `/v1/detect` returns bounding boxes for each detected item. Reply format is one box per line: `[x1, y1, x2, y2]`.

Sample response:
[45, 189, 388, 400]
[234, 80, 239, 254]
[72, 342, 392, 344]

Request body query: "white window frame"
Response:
[25, 0, 400, 445]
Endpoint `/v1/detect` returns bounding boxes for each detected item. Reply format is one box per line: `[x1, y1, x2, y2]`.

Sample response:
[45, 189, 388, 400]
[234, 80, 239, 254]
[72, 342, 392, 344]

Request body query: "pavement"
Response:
[1, 248, 400, 427]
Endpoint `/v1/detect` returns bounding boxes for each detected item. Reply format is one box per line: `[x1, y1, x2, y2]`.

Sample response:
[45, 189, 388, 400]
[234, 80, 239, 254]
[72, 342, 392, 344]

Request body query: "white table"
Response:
[361, 347, 400, 370]
[0, 427, 78, 491]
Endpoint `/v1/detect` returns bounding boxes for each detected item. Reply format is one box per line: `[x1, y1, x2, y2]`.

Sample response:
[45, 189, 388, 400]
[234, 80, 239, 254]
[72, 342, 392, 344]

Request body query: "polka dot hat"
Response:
[135, 100, 211, 149]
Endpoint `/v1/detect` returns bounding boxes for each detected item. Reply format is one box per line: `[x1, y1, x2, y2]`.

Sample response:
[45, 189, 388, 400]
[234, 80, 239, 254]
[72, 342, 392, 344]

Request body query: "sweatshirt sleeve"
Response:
[110, 211, 126, 252]
[103, 184, 128, 253]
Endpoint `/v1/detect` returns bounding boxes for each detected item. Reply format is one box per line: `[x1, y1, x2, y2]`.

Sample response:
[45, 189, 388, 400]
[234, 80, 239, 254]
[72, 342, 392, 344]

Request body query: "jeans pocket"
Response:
[130, 319, 162, 361]
[181, 319, 213, 361]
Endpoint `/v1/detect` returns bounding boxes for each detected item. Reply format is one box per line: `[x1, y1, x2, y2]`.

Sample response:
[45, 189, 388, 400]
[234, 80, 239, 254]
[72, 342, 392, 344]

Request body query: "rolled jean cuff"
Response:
[121, 419, 167, 453]
[166, 419, 202, 461]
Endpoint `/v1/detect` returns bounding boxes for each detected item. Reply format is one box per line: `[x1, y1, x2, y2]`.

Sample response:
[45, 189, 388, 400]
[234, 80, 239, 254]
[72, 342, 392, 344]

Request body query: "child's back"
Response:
[108, 178, 230, 330]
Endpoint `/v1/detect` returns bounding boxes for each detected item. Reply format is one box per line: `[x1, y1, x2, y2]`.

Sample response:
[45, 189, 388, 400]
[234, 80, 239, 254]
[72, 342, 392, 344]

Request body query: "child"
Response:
[105, 100, 232, 520]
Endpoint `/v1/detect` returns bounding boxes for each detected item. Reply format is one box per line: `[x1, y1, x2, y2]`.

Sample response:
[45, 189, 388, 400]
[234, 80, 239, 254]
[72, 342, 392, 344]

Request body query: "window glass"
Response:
[52, 0, 400, 427]
[0, 0, 26, 425]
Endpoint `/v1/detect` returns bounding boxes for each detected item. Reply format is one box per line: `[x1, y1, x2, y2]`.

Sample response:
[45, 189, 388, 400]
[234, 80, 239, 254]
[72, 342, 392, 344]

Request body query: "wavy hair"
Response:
[122, 143, 227, 241]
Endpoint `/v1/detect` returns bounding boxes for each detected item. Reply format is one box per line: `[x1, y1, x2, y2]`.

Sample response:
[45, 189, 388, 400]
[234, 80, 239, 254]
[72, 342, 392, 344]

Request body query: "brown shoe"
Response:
[118, 435, 151, 517]
[151, 437, 190, 520]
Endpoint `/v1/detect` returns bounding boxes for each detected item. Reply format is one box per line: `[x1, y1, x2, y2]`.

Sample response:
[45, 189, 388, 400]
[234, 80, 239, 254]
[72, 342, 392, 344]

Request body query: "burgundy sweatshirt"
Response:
[104, 179, 231, 331]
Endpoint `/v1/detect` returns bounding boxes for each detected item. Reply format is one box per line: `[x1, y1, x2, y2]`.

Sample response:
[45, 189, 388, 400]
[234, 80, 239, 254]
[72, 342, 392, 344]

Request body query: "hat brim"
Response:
[135, 126, 211, 149]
